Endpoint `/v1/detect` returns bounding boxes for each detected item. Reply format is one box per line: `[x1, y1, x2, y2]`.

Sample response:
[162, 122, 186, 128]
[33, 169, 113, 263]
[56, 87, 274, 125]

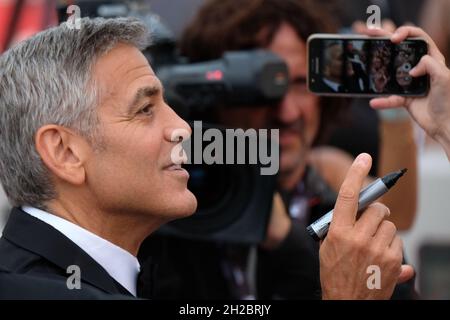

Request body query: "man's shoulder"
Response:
[0, 271, 133, 300]
[0, 236, 83, 299]
[0, 235, 63, 276]
[0, 208, 65, 276]
[0, 238, 133, 299]
[0, 225, 133, 299]
[0, 207, 136, 299]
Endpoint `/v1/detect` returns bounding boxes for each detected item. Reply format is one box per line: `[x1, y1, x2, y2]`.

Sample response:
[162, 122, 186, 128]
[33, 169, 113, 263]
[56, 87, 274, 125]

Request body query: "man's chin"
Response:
[184, 191, 198, 216]
[171, 190, 198, 219]
[280, 153, 303, 174]
[279, 154, 306, 186]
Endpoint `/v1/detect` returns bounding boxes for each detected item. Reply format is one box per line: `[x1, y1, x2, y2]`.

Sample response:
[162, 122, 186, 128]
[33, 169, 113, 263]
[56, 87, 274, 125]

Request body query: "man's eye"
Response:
[138, 104, 154, 116]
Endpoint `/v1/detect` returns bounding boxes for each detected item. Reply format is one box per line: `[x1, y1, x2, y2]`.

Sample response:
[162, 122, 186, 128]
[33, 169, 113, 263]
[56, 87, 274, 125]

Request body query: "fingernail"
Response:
[356, 153, 370, 166]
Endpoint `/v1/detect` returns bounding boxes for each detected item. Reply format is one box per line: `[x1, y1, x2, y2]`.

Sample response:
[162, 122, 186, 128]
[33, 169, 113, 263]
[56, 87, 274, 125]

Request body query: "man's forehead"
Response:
[93, 43, 161, 98]
[94, 43, 154, 80]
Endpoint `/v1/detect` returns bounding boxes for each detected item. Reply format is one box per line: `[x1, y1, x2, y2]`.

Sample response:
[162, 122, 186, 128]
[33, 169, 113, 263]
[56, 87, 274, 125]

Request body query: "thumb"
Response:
[410, 55, 444, 79]
[397, 265, 415, 284]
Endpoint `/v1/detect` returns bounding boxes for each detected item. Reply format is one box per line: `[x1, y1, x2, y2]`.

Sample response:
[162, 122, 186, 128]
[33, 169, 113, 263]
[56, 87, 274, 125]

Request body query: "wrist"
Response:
[435, 125, 450, 160]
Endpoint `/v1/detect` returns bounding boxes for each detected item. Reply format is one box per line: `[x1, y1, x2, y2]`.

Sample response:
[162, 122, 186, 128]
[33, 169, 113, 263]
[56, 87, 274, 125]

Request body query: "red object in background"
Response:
[0, 0, 58, 52]
[206, 70, 224, 81]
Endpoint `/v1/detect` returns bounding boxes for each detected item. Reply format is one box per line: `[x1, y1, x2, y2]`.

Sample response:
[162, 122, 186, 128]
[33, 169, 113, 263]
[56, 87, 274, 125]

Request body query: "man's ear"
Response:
[35, 125, 89, 186]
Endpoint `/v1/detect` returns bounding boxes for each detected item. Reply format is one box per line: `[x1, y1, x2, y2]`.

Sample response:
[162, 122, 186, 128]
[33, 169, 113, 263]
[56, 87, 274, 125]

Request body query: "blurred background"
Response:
[1, 0, 450, 299]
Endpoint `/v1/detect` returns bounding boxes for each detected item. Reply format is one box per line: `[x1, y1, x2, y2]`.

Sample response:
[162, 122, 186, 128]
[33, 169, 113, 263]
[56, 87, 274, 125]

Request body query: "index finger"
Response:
[353, 23, 394, 38]
[331, 153, 372, 228]
[369, 95, 408, 110]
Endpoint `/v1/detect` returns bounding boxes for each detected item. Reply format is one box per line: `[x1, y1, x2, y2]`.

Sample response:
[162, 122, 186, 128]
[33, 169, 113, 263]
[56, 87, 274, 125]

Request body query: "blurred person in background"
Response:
[421, 0, 450, 66]
[308, 0, 422, 232]
[140, 0, 417, 300]
[0, 0, 58, 53]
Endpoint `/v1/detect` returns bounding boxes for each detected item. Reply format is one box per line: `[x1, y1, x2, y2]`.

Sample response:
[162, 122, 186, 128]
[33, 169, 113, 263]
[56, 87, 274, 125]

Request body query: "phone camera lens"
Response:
[402, 63, 412, 72]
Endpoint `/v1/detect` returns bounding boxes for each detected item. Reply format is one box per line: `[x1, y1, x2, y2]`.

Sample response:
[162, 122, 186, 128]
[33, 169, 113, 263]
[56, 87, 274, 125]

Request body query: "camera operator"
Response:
[142, 0, 415, 300]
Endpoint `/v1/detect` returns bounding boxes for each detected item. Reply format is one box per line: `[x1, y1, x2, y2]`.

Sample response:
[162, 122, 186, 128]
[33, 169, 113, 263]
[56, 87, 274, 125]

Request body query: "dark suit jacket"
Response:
[0, 208, 133, 299]
[312, 78, 343, 94]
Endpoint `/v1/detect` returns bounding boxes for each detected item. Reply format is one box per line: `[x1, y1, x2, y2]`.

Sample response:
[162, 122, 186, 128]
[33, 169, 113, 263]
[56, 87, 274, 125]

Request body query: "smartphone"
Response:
[307, 34, 429, 97]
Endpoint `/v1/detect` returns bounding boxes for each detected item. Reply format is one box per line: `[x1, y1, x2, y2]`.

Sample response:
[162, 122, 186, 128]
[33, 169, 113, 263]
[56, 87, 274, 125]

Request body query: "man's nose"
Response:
[164, 104, 192, 143]
[275, 93, 302, 125]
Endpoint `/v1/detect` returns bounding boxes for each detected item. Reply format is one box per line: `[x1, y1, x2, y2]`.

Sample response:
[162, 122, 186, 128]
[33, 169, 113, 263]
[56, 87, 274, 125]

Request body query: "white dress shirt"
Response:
[22, 206, 140, 296]
[323, 78, 342, 92]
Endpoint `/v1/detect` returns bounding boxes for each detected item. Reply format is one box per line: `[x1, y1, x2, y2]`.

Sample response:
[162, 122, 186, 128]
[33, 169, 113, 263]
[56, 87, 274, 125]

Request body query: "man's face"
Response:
[325, 44, 344, 80]
[218, 23, 320, 189]
[372, 68, 389, 92]
[84, 44, 197, 222]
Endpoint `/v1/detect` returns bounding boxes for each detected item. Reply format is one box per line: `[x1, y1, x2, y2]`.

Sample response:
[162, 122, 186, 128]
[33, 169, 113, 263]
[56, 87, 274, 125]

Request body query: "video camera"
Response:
[58, 0, 290, 243]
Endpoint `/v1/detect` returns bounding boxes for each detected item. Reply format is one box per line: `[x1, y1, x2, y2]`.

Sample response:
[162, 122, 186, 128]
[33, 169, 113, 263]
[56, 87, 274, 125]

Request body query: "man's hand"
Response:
[320, 154, 414, 300]
[365, 26, 450, 160]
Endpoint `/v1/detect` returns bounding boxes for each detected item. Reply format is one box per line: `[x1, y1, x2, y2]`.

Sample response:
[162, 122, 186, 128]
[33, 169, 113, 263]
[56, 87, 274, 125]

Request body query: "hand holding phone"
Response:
[307, 34, 429, 97]
[368, 26, 450, 161]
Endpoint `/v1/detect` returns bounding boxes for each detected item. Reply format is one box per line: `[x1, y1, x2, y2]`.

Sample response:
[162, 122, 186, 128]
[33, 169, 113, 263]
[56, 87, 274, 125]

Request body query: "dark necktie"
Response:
[137, 257, 157, 299]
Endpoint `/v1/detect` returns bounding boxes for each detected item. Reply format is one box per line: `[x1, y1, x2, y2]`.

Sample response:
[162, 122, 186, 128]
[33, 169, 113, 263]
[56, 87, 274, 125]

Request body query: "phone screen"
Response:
[308, 36, 429, 96]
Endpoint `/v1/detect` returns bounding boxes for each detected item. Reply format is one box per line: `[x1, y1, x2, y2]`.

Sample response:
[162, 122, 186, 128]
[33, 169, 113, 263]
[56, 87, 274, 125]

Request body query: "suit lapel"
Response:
[2, 208, 133, 296]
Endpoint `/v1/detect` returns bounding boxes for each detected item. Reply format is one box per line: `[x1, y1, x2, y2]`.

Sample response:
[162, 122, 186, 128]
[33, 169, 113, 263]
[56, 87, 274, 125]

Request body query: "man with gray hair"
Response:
[0, 17, 197, 298]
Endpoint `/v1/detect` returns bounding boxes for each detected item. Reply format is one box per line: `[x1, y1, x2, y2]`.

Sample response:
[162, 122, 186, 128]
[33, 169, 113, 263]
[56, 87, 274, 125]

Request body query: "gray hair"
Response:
[323, 41, 342, 66]
[0, 17, 151, 209]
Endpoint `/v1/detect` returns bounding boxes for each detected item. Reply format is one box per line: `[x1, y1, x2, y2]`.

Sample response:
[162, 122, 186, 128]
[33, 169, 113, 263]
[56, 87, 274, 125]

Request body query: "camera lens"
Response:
[187, 164, 231, 212]
[168, 163, 250, 234]
[402, 63, 412, 72]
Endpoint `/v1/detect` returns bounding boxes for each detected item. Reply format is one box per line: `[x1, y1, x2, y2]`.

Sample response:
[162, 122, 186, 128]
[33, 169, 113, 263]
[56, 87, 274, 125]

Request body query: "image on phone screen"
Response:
[308, 35, 429, 97]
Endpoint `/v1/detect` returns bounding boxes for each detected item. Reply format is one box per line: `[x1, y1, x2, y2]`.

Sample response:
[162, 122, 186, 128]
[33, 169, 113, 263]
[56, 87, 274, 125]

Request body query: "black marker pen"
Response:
[307, 169, 407, 241]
